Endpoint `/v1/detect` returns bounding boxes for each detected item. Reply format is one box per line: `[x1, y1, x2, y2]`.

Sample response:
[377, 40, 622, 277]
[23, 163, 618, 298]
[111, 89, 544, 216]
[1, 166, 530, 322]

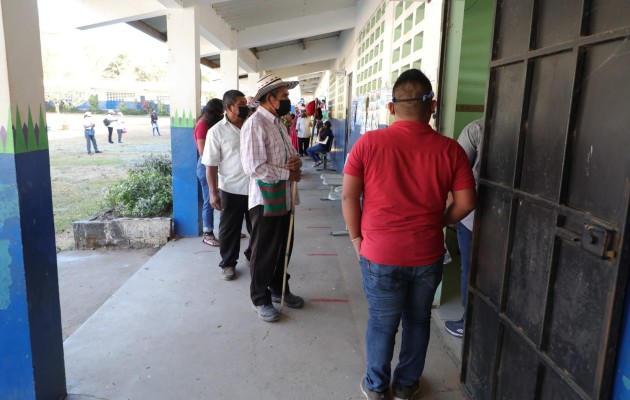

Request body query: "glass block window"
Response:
[106, 92, 136, 102]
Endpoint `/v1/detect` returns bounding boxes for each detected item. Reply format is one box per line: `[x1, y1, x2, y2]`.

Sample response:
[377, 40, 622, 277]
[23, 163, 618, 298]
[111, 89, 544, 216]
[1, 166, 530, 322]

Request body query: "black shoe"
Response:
[360, 378, 387, 400]
[271, 291, 304, 309]
[95, 150, 102, 153]
[108, 141, 114, 143]
[392, 379, 421, 400]
[253, 303, 280, 322]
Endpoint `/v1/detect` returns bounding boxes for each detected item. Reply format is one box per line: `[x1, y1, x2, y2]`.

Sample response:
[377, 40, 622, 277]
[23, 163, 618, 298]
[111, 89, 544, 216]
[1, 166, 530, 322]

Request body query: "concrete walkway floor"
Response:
[61, 165, 465, 400]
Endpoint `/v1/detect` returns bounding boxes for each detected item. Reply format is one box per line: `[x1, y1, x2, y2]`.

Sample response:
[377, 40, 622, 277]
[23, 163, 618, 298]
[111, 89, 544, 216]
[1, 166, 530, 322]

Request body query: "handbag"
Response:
[256, 124, 291, 217]
[256, 180, 288, 216]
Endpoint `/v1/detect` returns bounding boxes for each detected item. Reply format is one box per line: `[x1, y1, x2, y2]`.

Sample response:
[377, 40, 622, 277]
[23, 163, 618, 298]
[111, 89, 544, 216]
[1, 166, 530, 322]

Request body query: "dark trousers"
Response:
[218, 190, 252, 269]
[298, 137, 309, 156]
[107, 126, 114, 142]
[248, 205, 293, 306]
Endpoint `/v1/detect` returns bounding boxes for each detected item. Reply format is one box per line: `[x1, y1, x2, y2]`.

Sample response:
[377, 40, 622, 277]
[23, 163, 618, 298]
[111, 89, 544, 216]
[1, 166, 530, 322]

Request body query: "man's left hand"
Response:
[285, 156, 302, 171]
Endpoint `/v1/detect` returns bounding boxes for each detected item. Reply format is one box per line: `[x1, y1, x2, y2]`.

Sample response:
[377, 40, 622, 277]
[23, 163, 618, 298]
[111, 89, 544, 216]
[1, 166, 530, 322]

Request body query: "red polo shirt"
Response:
[344, 121, 475, 266]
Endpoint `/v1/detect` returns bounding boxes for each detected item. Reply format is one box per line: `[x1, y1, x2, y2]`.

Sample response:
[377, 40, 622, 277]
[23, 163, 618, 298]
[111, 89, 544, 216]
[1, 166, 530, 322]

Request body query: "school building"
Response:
[1, 0, 629, 399]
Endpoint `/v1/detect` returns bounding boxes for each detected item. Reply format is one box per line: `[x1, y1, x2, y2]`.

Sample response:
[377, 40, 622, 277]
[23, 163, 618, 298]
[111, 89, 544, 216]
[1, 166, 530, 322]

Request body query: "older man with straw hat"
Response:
[240, 73, 303, 322]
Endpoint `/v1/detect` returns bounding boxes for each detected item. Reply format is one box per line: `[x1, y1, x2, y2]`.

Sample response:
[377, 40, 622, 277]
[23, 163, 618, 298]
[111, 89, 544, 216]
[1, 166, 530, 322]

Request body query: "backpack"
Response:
[103, 118, 111, 127]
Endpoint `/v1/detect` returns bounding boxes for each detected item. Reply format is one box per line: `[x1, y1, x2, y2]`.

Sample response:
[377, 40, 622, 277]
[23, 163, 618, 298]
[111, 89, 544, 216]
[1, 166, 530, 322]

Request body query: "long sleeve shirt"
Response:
[240, 106, 299, 210]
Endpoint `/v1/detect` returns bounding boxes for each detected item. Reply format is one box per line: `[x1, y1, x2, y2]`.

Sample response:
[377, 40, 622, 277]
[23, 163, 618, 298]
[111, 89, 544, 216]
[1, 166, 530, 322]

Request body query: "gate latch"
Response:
[581, 224, 615, 259]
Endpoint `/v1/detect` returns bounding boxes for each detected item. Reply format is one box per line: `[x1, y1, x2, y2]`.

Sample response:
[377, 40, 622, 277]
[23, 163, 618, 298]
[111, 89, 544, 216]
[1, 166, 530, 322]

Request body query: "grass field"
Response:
[48, 113, 172, 251]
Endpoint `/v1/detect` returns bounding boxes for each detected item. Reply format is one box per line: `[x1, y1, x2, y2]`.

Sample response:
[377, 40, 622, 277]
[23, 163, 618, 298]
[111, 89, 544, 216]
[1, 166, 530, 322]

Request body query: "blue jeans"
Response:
[361, 256, 444, 392]
[456, 222, 472, 310]
[84, 130, 98, 153]
[306, 143, 326, 162]
[196, 157, 214, 232]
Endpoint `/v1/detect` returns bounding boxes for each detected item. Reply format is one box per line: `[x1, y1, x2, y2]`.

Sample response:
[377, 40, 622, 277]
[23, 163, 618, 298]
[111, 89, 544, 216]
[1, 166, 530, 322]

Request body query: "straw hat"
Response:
[254, 73, 299, 102]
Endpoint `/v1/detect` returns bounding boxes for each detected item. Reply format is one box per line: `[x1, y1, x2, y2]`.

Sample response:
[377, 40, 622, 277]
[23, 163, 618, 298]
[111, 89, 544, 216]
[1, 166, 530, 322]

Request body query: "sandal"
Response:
[202, 233, 219, 247]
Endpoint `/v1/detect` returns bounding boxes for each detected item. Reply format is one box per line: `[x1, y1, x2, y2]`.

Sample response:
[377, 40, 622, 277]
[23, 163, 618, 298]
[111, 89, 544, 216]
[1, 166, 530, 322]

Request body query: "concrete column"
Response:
[219, 50, 239, 96]
[246, 72, 262, 98]
[0, 1, 67, 399]
[167, 6, 202, 236]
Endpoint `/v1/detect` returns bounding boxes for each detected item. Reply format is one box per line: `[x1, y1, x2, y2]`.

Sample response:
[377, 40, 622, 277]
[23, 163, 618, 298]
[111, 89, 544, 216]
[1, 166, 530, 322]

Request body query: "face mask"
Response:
[275, 99, 292, 117]
[237, 106, 249, 120]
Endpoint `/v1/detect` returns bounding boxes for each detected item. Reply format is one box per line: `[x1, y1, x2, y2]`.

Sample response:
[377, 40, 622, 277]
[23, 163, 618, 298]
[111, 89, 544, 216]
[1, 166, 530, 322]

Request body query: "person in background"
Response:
[104, 110, 116, 143]
[83, 111, 101, 155]
[306, 120, 333, 167]
[195, 98, 223, 247]
[113, 112, 125, 143]
[202, 90, 252, 281]
[289, 113, 298, 151]
[240, 73, 303, 323]
[342, 69, 476, 400]
[151, 109, 160, 136]
[444, 118, 483, 338]
[296, 112, 312, 157]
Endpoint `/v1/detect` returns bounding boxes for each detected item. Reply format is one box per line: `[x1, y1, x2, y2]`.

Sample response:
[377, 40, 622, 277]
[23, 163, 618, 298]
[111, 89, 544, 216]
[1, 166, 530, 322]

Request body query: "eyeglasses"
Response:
[392, 91, 434, 103]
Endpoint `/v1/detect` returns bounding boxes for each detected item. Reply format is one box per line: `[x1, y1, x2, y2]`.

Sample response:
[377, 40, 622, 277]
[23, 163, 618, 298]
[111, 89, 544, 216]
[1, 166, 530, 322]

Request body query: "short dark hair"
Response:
[223, 90, 245, 110]
[392, 69, 433, 115]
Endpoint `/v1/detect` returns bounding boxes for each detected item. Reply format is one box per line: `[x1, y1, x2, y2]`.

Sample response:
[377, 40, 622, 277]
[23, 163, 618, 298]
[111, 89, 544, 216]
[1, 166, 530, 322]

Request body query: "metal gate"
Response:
[461, 1, 630, 399]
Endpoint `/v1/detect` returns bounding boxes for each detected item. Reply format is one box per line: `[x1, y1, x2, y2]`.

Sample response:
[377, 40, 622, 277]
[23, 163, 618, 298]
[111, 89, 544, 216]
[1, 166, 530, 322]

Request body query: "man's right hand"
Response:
[210, 191, 222, 211]
[288, 169, 302, 182]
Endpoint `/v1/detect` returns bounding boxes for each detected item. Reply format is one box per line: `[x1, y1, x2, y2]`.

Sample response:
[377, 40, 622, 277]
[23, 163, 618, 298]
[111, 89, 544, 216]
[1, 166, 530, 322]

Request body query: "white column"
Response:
[168, 6, 200, 116]
[246, 72, 262, 98]
[167, 6, 203, 236]
[219, 50, 239, 96]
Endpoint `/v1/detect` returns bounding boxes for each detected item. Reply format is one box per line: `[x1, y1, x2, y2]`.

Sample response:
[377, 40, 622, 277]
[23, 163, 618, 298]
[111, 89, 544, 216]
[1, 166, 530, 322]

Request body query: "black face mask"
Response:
[237, 106, 249, 120]
[273, 97, 292, 117]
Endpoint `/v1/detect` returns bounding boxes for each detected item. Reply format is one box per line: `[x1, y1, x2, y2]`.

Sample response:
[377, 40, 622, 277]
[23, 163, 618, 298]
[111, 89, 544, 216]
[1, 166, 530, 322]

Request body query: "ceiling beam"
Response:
[200, 57, 220, 69]
[257, 36, 341, 71]
[198, 3, 235, 51]
[270, 60, 333, 80]
[236, 6, 356, 49]
[67, 0, 167, 30]
[126, 20, 167, 42]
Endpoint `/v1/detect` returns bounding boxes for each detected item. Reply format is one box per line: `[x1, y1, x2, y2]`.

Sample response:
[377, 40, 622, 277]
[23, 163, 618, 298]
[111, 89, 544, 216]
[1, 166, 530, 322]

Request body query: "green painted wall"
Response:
[454, 0, 493, 138]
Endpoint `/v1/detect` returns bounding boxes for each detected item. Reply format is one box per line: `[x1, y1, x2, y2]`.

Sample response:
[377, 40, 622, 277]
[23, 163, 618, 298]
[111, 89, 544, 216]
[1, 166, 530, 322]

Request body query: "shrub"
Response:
[102, 154, 172, 217]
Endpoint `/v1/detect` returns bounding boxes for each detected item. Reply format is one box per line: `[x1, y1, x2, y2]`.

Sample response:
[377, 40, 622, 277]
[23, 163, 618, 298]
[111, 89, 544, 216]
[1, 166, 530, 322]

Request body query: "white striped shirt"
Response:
[240, 106, 299, 210]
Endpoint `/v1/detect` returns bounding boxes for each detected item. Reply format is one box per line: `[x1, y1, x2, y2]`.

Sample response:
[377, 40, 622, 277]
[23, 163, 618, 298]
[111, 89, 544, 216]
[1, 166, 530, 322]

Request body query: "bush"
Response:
[102, 154, 172, 217]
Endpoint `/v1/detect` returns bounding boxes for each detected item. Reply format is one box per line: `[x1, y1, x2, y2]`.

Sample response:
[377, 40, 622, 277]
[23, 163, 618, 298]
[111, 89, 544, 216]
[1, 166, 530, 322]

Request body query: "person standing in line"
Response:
[104, 110, 116, 143]
[151, 109, 161, 136]
[341, 69, 476, 400]
[295, 112, 311, 157]
[240, 73, 303, 323]
[444, 118, 483, 338]
[83, 111, 101, 155]
[113, 111, 125, 143]
[202, 90, 252, 281]
[195, 98, 223, 247]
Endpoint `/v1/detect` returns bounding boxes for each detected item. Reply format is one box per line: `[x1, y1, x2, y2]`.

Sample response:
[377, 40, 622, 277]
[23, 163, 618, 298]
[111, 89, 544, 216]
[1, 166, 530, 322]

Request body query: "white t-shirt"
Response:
[296, 117, 311, 138]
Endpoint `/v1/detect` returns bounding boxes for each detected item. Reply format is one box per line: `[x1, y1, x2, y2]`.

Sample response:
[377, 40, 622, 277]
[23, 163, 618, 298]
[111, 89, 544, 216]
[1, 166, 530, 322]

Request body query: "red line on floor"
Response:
[307, 253, 338, 256]
[311, 298, 350, 303]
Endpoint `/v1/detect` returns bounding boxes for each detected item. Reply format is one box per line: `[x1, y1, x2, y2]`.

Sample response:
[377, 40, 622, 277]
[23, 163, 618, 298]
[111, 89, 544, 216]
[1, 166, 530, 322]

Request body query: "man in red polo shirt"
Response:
[342, 68, 476, 400]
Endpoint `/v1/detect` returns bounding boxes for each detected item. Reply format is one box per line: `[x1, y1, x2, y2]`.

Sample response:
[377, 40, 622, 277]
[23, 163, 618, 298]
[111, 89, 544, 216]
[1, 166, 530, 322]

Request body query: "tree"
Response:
[102, 53, 130, 79]
[44, 89, 88, 114]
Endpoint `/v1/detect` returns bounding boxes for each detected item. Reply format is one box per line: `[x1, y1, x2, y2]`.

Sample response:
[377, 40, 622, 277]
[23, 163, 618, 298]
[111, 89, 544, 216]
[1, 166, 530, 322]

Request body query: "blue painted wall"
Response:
[0, 151, 66, 400]
[613, 280, 630, 399]
[171, 126, 201, 236]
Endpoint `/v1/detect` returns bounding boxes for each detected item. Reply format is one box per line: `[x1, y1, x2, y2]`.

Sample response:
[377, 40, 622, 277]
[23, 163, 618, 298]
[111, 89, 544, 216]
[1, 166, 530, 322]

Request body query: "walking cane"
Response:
[280, 180, 298, 313]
